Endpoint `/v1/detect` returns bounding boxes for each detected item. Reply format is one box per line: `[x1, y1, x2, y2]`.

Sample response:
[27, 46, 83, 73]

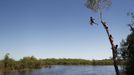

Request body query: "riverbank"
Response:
[0, 65, 116, 75]
[0, 65, 51, 73]
[0, 55, 123, 72]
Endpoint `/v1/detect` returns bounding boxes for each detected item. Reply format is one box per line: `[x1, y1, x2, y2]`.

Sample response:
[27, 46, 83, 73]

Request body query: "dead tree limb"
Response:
[101, 20, 120, 75]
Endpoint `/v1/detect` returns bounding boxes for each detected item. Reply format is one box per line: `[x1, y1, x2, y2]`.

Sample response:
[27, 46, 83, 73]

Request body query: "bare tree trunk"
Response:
[101, 21, 120, 75]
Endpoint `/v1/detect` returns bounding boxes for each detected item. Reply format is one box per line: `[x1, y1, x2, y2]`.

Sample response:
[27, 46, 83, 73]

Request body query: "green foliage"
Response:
[20, 56, 42, 69]
[119, 30, 134, 75]
[3, 53, 16, 71]
[85, 0, 112, 12]
[119, 20, 134, 75]
[0, 54, 115, 72]
[126, 30, 134, 75]
[42, 58, 93, 65]
[41, 58, 114, 66]
[0, 55, 42, 72]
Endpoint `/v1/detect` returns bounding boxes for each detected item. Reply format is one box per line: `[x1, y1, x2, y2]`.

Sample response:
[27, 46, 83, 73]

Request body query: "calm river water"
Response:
[0, 65, 116, 75]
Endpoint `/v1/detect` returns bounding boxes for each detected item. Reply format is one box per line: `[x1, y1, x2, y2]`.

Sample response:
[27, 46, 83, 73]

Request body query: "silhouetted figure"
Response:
[101, 21, 108, 29]
[109, 34, 113, 43]
[89, 17, 98, 25]
[109, 34, 113, 39]
[114, 45, 118, 58]
[115, 45, 118, 50]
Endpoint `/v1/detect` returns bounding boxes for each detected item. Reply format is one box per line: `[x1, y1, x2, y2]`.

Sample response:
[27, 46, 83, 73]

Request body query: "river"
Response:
[0, 65, 116, 75]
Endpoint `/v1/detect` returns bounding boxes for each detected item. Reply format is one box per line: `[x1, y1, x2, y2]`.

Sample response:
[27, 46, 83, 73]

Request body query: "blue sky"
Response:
[0, 0, 133, 60]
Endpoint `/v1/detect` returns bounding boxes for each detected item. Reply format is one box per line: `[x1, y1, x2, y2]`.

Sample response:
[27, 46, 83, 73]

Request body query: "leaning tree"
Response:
[85, 0, 120, 75]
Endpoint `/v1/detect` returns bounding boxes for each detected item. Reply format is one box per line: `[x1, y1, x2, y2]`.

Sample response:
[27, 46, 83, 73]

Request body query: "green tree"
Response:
[126, 12, 134, 75]
[3, 53, 15, 71]
[4, 53, 10, 70]
[120, 12, 134, 75]
[126, 28, 134, 75]
[85, 0, 120, 75]
[119, 12, 134, 75]
[20, 56, 41, 69]
[119, 26, 134, 75]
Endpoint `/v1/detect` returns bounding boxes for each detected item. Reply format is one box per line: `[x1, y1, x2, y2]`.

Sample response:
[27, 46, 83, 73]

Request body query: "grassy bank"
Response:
[0, 54, 122, 72]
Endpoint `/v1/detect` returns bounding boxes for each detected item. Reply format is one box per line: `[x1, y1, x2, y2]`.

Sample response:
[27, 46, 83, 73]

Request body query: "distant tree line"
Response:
[0, 53, 118, 72]
[41, 58, 114, 65]
[0, 54, 42, 72]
